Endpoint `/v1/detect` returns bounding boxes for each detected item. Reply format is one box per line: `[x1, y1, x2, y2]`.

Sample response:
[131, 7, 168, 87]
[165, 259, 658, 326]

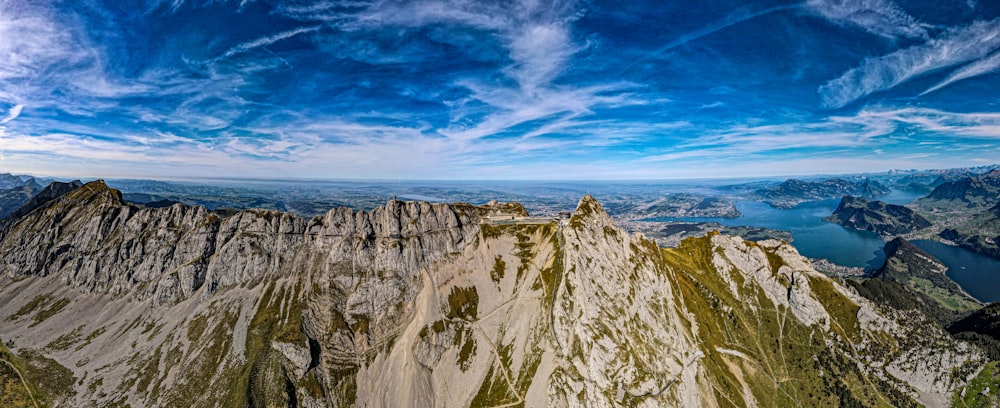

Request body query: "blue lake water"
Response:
[912, 240, 1000, 303]
[648, 199, 887, 268]
[646, 194, 1000, 302]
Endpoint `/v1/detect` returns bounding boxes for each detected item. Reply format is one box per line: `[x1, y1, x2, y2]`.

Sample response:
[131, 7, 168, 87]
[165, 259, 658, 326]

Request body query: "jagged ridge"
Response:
[0, 187, 987, 407]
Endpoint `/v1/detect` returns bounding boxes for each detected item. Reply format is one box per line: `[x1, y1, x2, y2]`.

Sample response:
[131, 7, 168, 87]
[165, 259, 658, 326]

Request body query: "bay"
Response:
[912, 240, 1000, 303]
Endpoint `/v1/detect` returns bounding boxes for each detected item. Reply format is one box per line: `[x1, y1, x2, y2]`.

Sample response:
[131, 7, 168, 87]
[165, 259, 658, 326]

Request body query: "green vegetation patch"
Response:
[446, 286, 479, 321]
[298, 369, 325, 399]
[7, 294, 72, 326]
[29, 298, 71, 327]
[351, 314, 371, 336]
[44, 325, 85, 352]
[661, 235, 913, 407]
[470, 363, 517, 408]
[491, 255, 506, 285]
[187, 315, 209, 343]
[481, 224, 505, 240]
[156, 282, 313, 408]
[16, 348, 77, 403]
[0, 341, 42, 408]
[906, 277, 980, 313]
[807, 275, 861, 343]
[329, 366, 359, 406]
[76, 325, 107, 352]
[953, 361, 1000, 408]
[456, 328, 476, 372]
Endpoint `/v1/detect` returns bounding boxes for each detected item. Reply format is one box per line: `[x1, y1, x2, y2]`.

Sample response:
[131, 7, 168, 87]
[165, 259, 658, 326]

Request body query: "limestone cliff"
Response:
[0, 183, 987, 407]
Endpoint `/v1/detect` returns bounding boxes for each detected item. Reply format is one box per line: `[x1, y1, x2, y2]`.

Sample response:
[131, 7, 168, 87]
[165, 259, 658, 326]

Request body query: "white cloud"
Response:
[820, 18, 1000, 108]
[851, 107, 1000, 138]
[0, 104, 23, 124]
[505, 23, 575, 91]
[922, 50, 1000, 95]
[274, 0, 632, 145]
[642, 107, 1000, 165]
[805, 0, 928, 39]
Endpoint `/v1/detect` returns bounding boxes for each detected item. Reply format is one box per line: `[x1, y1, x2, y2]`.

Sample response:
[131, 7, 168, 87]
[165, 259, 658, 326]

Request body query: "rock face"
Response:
[756, 178, 890, 209]
[825, 196, 931, 236]
[0, 184, 988, 407]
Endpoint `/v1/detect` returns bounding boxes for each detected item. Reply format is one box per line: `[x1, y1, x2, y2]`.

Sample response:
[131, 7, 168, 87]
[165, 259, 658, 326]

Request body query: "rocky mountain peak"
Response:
[3, 180, 84, 222]
[882, 237, 922, 260]
[572, 194, 611, 224]
[64, 180, 123, 205]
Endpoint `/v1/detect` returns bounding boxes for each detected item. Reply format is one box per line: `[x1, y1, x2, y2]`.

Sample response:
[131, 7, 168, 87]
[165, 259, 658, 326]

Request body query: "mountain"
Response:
[824, 196, 931, 236]
[852, 238, 979, 325]
[0, 177, 47, 219]
[949, 303, 1000, 360]
[0, 181, 989, 407]
[755, 178, 890, 209]
[921, 170, 1000, 209]
[0, 185, 39, 220]
[0, 174, 27, 190]
[2, 180, 83, 222]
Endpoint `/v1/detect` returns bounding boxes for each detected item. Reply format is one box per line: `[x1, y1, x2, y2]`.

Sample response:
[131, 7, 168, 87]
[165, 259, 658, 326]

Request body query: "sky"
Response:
[1, 0, 999, 180]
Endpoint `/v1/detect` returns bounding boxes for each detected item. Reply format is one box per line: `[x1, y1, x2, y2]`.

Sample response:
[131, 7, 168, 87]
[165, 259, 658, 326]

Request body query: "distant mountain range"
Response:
[921, 169, 1000, 209]
[754, 178, 890, 209]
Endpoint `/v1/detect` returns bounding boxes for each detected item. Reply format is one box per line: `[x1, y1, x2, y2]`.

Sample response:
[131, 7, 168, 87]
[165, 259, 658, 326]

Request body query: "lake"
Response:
[648, 199, 887, 268]
[646, 195, 1000, 302]
[913, 240, 1000, 303]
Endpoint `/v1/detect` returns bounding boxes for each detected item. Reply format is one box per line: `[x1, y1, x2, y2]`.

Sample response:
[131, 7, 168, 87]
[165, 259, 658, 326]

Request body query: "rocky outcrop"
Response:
[755, 178, 890, 209]
[0, 186, 986, 407]
[824, 196, 931, 236]
[1, 180, 83, 222]
[0, 180, 504, 307]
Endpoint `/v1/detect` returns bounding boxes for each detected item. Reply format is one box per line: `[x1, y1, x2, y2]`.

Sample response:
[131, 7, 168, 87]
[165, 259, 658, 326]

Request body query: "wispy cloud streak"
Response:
[622, 3, 798, 74]
[922, 50, 1000, 95]
[0, 104, 23, 124]
[820, 18, 1000, 108]
[805, 0, 928, 39]
[217, 25, 322, 60]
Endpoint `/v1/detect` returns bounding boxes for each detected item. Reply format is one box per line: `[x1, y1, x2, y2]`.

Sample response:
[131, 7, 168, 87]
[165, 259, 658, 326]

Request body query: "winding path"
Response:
[1, 358, 40, 408]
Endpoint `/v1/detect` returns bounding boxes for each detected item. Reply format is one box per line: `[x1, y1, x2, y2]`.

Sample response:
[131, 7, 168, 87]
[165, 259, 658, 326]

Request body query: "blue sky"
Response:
[1, 0, 999, 180]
